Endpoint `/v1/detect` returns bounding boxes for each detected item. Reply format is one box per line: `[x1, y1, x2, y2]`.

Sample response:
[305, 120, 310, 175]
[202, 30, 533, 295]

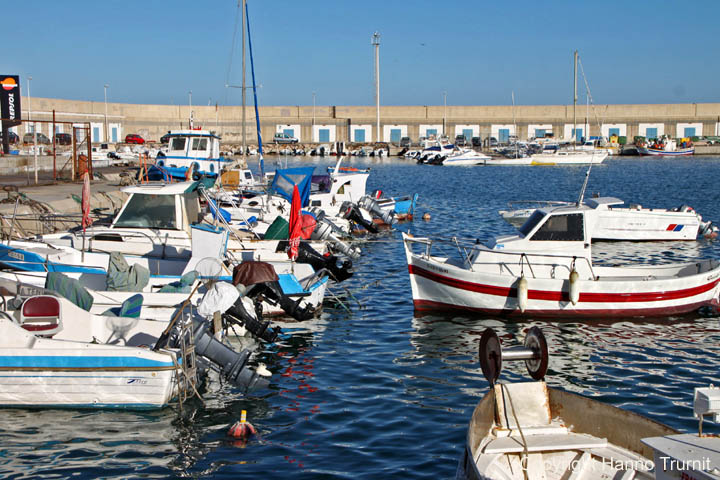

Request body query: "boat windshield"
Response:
[529, 213, 584, 241]
[114, 194, 177, 229]
[518, 210, 546, 237]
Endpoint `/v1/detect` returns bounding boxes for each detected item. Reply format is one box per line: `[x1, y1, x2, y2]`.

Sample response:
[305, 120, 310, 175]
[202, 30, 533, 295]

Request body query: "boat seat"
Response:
[482, 432, 608, 454]
[278, 274, 311, 298]
[20, 295, 62, 337]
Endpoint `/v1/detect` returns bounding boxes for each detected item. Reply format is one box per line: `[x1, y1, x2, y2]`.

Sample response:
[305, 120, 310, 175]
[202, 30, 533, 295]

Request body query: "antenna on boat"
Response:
[577, 162, 592, 206]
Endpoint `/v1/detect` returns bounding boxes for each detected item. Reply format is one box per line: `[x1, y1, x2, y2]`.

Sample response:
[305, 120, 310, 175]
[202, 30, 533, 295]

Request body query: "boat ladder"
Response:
[175, 311, 199, 411]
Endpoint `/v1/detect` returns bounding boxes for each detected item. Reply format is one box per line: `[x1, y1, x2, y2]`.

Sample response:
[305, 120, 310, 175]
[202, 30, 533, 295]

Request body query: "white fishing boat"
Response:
[459, 327, 717, 480]
[0, 314, 182, 409]
[153, 129, 232, 180]
[499, 197, 715, 240]
[638, 136, 695, 156]
[402, 202, 720, 318]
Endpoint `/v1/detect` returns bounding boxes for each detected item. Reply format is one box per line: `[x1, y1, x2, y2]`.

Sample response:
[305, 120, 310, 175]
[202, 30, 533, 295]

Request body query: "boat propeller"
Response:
[478, 327, 548, 385]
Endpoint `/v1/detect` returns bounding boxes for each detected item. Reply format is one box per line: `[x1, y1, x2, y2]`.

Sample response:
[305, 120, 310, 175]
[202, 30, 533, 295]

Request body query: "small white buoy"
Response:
[517, 275, 528, 313]
[569, 268, 580, 305]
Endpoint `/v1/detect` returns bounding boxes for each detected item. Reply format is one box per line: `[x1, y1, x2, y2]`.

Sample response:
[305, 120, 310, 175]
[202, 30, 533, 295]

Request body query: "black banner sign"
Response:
[0, 75, 21, 127]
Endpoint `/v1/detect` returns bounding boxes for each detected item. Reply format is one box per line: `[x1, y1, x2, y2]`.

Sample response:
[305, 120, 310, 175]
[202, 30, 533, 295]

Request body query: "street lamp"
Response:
[443, 91, 447, 136]
[312, 91, 316, 127]
[372, 31, 380, 143]
[104, 84, 109, 142]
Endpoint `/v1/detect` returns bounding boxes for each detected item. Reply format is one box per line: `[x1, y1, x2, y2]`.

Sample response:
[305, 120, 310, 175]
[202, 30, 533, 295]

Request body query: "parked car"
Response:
[400, 136, 411, 148]
[55, 133, 72, 145]
[273, 132, 298, 144]
[23, 132, 52, 144]
[125, 133, 145, 144]
[0, 131, 19, 144]
[471, 136, 482, 147]
[454, 134, 467, 147]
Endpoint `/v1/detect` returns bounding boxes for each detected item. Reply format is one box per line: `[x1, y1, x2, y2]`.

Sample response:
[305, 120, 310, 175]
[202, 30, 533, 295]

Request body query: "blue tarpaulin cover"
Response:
[270, 167, 315, 207]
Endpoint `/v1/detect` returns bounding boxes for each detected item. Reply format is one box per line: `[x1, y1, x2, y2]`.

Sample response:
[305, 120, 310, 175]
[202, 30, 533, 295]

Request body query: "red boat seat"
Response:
[21, 296, 62, 337]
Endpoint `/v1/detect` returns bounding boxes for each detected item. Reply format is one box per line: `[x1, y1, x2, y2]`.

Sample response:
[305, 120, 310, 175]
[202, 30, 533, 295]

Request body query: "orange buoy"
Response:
[228, 410, 257, 439]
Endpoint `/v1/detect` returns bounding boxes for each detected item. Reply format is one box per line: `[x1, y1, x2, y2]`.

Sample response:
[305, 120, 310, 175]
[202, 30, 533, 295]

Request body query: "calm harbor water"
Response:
[2, 156, 720, 479]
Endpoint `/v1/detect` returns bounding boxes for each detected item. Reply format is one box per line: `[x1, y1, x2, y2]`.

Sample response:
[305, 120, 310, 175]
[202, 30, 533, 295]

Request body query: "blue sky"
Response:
[3, 0, 719, 107]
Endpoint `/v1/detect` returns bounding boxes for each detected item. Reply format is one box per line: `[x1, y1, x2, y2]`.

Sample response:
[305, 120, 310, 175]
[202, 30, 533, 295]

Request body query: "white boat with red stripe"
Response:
[402, 203, 720, 318]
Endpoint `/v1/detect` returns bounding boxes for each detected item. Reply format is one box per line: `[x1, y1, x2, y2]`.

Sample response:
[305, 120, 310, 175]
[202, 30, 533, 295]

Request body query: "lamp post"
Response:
[312, 91, 316, 142]
[28, 75, 37, 184]
[443, 91, 447, 137]
[372, 31, 380, 143]
[103, 84, 109, 142]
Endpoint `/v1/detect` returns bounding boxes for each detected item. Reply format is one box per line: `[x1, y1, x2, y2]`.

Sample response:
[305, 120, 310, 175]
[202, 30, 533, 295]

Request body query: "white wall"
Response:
[419, 124, 443, 138]
[382, 124, 407, 143]
[453, 124, 479, 138]
[676, 122, 703, 137]
[638, 123, 664, 138]
[491, 124, 516, 139]
[312, 124, 336, 143]
[601, 123, 627, 137]
[350, 124, 372, 143]
[527, 124, 553, 140]
[276, 124, 301, 142]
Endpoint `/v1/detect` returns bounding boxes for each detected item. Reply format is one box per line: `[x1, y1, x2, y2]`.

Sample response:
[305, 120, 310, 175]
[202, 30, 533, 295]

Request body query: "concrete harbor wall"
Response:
[6, 97, 720, 146]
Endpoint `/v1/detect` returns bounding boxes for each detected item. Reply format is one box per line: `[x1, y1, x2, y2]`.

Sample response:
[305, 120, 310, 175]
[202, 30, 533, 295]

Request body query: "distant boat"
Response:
[637, 136, 694, 156]
[152, 129, 231, 180]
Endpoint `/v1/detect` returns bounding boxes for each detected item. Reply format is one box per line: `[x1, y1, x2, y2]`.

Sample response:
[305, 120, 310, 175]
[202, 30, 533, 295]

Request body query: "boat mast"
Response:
[512, 91, 517, 157]
[241, 0, 246, 164]
[573, 50, 578, 150]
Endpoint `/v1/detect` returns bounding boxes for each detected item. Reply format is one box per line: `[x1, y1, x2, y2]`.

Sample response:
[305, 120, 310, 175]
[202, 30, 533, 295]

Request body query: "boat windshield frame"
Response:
[518, 210, 546, 237]
[112, 193, 179, 230]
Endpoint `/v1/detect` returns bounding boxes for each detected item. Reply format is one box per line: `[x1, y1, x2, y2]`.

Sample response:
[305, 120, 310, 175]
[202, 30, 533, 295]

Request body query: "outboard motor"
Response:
[307, 208, 361, 259]
[224, 297, 281, 343]
[358, 195, 396, 226]
[232, 261, 316, 321]
[159, 318, 270, 392]
[340, 201, 379, 233]
[277, 240, 354, 283]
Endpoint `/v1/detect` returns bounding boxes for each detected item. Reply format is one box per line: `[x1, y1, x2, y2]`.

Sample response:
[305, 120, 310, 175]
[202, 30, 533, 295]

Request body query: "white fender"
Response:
[517, 275, 528, 313]
[569, 268, 580, 305]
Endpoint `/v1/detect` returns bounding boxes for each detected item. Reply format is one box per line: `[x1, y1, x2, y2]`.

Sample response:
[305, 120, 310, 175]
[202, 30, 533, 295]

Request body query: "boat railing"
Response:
[404, 234, 597, 279]
[504, 200, 571, 209]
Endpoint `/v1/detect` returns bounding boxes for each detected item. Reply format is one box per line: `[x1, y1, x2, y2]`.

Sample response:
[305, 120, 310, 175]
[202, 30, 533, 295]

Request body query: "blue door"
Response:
[92, 127, 100, 142]
[646, 127, 657, 140]
[462, 129, 473, 142]
[684, 127, 696, 137]
[354, 129, 365, 142]
[319, 129, 330, 142]
[572, 128, 583, 142]
[535, 129, 546, 139]
[111, 127, 118, 143]
[426, 128, 437, 138]
[499, 129, 510, 143]
[608, 128, 620, 137]
[283, 128, 294, 137]
[390, 129, 401, 144]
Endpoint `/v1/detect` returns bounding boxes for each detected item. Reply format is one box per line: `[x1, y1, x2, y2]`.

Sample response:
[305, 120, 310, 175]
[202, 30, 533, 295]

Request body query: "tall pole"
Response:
[312, 91, 316, 126]
[28, 75, 37, 184]
[242, 0, 247, 160]
[573, 50, 578, 148]
[372, 31, 380, 143]
[443, 91, 447, 136]
[188, 90, 192, 128]
[103, 84, 109, 142]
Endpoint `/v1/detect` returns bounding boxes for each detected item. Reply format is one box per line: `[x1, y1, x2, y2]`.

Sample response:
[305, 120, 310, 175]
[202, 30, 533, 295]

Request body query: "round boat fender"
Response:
[517, 275, 528, 313]
[569, 268, 580, 305]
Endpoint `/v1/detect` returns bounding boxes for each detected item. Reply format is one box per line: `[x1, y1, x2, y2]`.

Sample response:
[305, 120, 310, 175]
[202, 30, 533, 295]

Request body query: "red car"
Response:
[125, 134, 145, 144]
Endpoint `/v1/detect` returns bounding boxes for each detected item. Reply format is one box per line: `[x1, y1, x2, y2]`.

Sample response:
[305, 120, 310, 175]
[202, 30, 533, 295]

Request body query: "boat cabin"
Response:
[156, 130, 224, 176]
[485, 204, 592, 258]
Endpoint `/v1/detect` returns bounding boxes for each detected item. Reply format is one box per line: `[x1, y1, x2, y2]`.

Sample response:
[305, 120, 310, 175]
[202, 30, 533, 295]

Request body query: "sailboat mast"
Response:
[241, 0, 247, 163]
[573, 50, 578, 149]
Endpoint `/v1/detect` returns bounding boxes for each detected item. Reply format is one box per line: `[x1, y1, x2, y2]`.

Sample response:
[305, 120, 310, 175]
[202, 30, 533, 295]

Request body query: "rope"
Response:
[501, 383, 530, 480]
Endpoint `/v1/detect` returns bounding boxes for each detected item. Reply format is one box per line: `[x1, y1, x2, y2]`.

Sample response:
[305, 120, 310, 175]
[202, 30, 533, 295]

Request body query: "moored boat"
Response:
[402, 202, 720, 318]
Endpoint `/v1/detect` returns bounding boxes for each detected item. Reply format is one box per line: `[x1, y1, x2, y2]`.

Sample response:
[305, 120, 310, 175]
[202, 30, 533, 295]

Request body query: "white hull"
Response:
[403, 234, 720, 318]
[483, 157, 532, 166]
[0, 318, 178, 409]
[531, 150, 607, 164]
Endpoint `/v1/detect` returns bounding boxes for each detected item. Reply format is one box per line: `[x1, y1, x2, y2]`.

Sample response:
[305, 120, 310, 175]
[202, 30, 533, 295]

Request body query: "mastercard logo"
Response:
[1, 78, 18, 91]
